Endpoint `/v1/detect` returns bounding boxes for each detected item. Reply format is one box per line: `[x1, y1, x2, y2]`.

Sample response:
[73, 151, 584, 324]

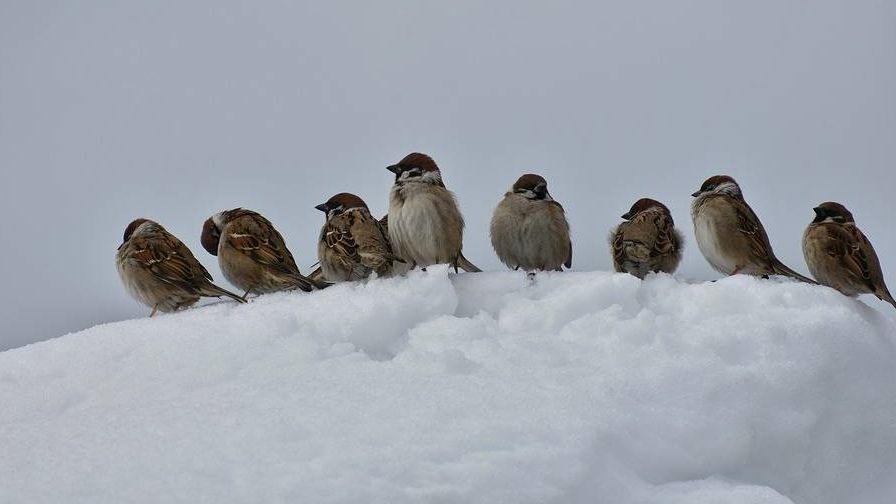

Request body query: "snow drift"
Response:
[2, 268, 895, 503]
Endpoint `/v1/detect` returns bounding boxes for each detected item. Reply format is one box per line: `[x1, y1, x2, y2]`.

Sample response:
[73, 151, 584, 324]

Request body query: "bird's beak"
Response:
[315, 203, 329, 213]
[386, 164, 401, 174]
[811, 207, 825, 223]
[621, 212, 632, 220]
[691, 190, 702, 197]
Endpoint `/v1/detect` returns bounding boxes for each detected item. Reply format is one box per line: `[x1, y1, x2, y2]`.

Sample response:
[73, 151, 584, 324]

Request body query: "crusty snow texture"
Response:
[2, 268, 895, 503]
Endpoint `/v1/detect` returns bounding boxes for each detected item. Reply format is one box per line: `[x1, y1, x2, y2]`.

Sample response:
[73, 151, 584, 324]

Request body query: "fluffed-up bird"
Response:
[803, 201, 895, 309]
[490, 173, 571, 271]
[117, 218, 245, 316]
[610, 198, 682, 278]
[386, 152, 480, 272]
[315, 192, 399, 282]
[690, 175, 814, 282]
[201, 208, 323, 296]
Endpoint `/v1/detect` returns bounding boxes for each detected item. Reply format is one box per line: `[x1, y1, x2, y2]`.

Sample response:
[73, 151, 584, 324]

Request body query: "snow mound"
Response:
[2, 268, 895, 503]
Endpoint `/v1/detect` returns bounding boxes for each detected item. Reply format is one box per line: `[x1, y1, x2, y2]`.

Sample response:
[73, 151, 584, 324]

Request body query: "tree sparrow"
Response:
[489, 174, 571, 271]
[690, 175, 814, 282]
[201, 208, 323, 296]
[610, 198, 682, 278]
[315, 192, 399, 282]
[386, 152, 481, 272]
[802, 202, 895, 308]
[117, 218, 245, 316]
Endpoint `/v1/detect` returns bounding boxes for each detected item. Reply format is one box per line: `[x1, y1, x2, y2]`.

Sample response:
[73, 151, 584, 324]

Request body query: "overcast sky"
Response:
[1, 0, 894, 350]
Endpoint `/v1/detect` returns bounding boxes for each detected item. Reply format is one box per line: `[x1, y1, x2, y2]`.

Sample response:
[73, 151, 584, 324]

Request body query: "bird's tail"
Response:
[203, 283, 248, 303]
[876, 287, 896, 310]
[772, 260, 817, 284]
[456, 252, 482, 273]
[292, 272, 331, 291]
[306, 266, 333, 287]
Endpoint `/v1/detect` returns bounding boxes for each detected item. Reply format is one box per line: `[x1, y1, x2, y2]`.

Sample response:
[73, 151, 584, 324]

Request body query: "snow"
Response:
[2, 268, 895, 503]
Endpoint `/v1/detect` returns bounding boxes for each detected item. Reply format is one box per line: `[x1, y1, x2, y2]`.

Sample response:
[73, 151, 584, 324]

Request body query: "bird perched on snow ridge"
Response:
[386, 152, 481, 272]
[610, 198, 682, 278]
[315, 192, 399, 282]
[802, 201, 895, 309]
[490, 173, 571, 271]
[117, 218, 245, 316]
[201, 208, 323, 296]
[690, 175, 814, 282]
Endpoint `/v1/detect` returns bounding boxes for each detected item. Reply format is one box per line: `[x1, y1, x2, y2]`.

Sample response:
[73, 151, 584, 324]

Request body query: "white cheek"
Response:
[420, 171, 442, 184]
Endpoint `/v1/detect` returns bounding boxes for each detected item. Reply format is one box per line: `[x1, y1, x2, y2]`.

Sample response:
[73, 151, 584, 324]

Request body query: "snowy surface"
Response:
[2, 268, 895, 503]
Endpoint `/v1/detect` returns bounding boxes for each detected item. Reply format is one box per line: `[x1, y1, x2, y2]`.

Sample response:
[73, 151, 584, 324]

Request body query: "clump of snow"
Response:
[2, 268, 895, 503]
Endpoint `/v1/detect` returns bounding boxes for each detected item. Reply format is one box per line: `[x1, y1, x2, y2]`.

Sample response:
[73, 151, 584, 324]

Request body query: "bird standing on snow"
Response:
[610, 198, 682, 278]
[117, 218, 245, 316]
[201, 208, 323, 297]
[803, 202, 895, 309]
[315, 192, 399, 282]
[490, 174, 571, 271]
[690, 175, 814, 282]
[386, 152, 481, 272]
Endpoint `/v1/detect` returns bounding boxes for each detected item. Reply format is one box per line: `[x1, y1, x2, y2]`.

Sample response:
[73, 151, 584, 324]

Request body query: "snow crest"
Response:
[2, 267, 895, 503]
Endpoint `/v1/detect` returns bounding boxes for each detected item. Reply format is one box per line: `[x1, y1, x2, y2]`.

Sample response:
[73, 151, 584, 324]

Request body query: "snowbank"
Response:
[2, 268, 895, 503]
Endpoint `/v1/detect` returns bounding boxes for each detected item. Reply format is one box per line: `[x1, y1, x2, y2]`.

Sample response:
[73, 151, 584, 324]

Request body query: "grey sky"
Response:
[1, 0, 894, 350]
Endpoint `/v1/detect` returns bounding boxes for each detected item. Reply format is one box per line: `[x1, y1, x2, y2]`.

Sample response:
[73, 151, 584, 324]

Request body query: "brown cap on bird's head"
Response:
[386, 152, 440, 174]
[512, 173, 549, 199]
[621, 198, 672, 222]
[122, 218, 151, 244]
[813, 201, 855, 224]
[200, 217, 221, 256]
[315, 192, 369, 215]
[692, 175, 739, 197]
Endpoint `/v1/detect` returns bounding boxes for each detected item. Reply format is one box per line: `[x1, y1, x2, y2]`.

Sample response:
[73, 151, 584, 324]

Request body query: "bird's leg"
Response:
[241, 287, 253, 301]
[150, 304, 158, 317]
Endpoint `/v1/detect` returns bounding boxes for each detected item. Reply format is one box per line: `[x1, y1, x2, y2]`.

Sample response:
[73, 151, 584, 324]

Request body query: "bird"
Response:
[690, 175, 814, 282]
[200, 208, 323, 297]
[117, 218, 245, 316]
[315, 192, 400, 282]
[489, 173, 571, 271]
[386, 152, 481, 272]
[802, 202, 895, 309]
[610, 198, 682, 278]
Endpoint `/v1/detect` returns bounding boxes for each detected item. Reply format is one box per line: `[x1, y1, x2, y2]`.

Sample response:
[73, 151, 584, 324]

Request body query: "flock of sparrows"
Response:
[116, 152, 896, 316]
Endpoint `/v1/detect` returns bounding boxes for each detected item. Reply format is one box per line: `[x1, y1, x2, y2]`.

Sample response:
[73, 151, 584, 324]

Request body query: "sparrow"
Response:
[802, 202, 895, 308]
[116, 218, 245, 316]
[386, 152, 481, 272]
[315, 192, 399, 282]
[610, 198, 682, 278]
[201, 208, 323, 296]
[489, 174, 571, 271]
[690, 175, 814, 282]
